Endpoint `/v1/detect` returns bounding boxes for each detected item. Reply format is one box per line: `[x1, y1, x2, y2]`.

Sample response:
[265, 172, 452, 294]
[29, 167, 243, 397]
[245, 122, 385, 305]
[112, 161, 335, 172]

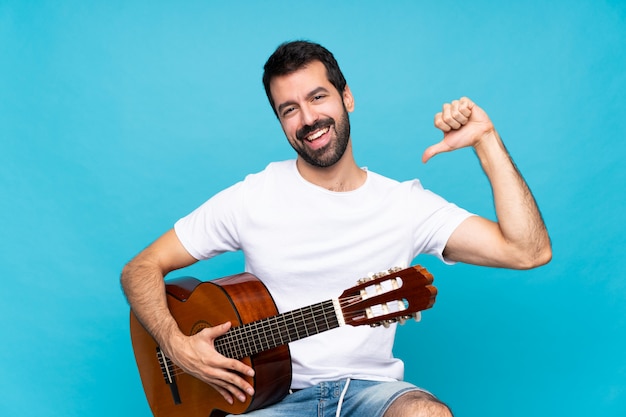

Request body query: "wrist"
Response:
[473, 130, 509, 172]
[154, 316, 185, 356]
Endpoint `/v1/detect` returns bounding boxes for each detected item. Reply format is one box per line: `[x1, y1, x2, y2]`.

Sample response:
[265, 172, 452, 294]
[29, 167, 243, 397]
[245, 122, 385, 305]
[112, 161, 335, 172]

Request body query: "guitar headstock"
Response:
[338, 265, 437, 328]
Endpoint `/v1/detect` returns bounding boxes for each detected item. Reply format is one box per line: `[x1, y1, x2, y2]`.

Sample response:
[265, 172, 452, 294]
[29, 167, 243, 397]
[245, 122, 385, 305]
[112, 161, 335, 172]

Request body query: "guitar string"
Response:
[212, 292, 401, 354]
[213, 290, 433, 358]
[214, 300, 339, 359]
[163, 273, 430, 366]
[193, 272, 431, 359]
[160, 291, 434, 378]
[162, 299, 339, 376]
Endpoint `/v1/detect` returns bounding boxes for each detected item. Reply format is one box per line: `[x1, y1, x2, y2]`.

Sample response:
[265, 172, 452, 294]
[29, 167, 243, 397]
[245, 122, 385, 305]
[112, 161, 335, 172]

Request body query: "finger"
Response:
[208, 367, 255, 402]
[422, 139, 452, 163]
[184, 362, 250, 404]
[451, 99, 471, 123]
[204, 375, 247, 403]
[441, 103, 462, 130]
[443, 101, 468, 129]
[459, 96, 474, 107]
[208, 321, 232, 337]
[193, 358, 254, 403]
[441, 101, 467, 129]
[192, 322, 232, 346]
[457, 97, 474, 118]
[209, 383, 235, 405]
[224, 356, 255, 378]
[196, 325, 256, 377]
[434, 112, 452, 132]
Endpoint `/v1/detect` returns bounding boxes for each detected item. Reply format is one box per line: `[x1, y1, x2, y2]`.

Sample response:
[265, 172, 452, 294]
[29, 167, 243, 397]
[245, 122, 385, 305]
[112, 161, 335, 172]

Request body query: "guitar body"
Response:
[130, 272, 292, 417]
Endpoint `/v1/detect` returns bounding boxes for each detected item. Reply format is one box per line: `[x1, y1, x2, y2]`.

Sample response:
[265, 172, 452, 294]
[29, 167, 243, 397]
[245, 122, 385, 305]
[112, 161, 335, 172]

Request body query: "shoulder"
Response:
[363, 168, 401, 188]
[241, 160, 296, 185]
[364, 168, 427, 196]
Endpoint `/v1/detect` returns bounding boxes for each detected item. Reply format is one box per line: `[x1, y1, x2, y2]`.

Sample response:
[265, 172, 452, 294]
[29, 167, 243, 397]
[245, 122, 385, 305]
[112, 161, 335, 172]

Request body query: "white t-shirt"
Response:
[175, 160, 472, 388]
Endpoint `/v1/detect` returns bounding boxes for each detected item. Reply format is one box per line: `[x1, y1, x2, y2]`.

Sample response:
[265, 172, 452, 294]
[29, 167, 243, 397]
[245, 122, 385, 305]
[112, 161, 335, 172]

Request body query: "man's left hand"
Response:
[422, 97, 496, 163]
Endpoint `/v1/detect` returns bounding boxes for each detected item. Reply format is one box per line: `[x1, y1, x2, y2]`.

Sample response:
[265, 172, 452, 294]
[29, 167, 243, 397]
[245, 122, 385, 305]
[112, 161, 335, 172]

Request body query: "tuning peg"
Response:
[379, 318, 401, 328]
[358, 266, 404, 283]
[357, 276, 373, 284]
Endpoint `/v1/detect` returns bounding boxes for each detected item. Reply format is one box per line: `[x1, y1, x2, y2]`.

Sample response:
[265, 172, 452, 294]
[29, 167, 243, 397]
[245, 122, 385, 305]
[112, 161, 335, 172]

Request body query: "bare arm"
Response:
[120, 229, 255, 404]
[422, 97, 552, 269]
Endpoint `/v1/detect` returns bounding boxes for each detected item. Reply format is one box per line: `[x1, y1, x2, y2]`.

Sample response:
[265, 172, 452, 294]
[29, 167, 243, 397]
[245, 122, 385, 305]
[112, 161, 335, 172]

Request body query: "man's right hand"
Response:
[164, 322, 256, 405]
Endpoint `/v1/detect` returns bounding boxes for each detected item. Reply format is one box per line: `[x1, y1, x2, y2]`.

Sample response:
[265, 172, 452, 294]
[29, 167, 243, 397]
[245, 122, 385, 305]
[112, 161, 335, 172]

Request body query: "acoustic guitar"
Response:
[130, 265, 437, 417]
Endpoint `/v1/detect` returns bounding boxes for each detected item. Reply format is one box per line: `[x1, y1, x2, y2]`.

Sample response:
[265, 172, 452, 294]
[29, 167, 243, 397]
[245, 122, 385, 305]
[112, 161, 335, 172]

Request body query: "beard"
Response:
[292, 107, 351, 168]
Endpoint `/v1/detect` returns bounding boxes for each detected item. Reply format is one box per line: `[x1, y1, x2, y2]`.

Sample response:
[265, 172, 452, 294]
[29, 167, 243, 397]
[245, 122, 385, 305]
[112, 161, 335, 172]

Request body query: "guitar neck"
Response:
[214, 299, 340, 359]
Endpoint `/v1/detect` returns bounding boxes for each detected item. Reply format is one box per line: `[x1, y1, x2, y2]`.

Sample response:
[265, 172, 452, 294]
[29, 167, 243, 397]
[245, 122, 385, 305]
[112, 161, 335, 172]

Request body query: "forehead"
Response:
[269, 61, 334, 104]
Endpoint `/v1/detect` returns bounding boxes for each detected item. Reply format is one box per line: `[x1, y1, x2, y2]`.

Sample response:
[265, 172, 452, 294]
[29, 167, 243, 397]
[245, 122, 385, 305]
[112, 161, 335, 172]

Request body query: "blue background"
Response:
[2, 1, 625, 416]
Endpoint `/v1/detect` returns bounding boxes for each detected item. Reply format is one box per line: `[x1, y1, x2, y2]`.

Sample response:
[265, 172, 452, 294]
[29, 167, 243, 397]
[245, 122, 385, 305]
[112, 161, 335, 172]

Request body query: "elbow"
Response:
[538, 243, 553, 266]
[120, 258, 148, 297]
[513, 241, 552, 270]
[120, 261, 135, 297]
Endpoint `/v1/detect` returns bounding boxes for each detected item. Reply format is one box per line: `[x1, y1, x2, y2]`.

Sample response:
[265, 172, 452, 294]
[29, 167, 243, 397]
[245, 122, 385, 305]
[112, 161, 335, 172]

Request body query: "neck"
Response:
[296, 141, 366, 192]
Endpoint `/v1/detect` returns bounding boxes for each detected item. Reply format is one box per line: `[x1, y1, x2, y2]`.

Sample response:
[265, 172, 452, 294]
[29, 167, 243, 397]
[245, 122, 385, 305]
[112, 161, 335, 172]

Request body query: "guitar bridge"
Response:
[156, 347, 182, 405]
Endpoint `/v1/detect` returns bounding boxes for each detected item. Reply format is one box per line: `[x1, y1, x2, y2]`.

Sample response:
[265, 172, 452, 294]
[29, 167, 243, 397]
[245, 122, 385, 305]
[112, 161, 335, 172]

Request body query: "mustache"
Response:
[296, 118, 334, 141]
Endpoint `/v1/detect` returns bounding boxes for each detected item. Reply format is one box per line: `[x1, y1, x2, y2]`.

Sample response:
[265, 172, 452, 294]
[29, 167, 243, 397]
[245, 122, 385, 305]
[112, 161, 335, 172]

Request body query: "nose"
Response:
[300, 104, 319, 127]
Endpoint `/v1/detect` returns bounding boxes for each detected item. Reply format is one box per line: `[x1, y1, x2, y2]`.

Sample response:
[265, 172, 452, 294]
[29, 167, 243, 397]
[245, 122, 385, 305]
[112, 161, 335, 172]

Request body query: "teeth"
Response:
[306, 127, 329, 141]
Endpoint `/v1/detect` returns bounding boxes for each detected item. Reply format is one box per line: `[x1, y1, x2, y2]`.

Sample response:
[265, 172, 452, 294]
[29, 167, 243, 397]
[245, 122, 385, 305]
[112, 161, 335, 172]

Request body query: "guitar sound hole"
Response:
[191, 320, 212, 335]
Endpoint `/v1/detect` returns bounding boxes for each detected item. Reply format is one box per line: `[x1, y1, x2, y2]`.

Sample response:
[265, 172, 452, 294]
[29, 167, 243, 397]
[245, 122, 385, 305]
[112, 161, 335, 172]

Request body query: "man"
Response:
[121, 41, 551, 416]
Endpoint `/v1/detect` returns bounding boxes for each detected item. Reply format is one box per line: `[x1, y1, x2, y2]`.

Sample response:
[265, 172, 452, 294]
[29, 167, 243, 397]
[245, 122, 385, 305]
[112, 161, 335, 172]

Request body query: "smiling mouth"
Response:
[305, 126, 330, 142]
[297, 118, 334, 142]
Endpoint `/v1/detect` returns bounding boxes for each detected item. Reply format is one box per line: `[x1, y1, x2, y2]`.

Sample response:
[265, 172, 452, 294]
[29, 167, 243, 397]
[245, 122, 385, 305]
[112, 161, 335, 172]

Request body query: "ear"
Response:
[342, 85, 355, 112]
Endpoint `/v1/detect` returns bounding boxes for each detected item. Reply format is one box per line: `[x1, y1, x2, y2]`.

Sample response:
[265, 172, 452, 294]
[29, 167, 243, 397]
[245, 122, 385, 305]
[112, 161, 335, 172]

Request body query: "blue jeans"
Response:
[229, 379, 426, 417]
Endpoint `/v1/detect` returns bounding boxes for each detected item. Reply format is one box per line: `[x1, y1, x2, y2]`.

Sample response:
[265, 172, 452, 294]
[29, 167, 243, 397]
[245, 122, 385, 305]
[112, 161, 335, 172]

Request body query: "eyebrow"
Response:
[276, 86, 331, 115]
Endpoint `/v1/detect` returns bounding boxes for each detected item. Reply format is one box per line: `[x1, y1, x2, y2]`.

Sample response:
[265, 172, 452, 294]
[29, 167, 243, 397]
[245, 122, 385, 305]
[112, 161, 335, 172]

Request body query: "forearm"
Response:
[121, 257, 184, 353]
[474, 131, 551, 266]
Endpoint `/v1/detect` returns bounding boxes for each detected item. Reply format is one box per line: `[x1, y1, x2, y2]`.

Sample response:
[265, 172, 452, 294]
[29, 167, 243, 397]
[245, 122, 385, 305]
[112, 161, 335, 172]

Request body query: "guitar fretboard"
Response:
[214, 299, 339, 359]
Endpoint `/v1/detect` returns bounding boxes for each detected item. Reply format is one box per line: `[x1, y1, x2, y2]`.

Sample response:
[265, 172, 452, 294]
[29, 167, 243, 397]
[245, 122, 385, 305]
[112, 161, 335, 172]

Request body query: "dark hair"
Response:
[262, 40, 347, 117]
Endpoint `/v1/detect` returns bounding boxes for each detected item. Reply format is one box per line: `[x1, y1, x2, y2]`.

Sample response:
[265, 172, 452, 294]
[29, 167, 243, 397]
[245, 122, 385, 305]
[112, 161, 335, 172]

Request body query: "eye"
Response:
[281, 106, 296, 118]
[312, 94, 326, 102]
